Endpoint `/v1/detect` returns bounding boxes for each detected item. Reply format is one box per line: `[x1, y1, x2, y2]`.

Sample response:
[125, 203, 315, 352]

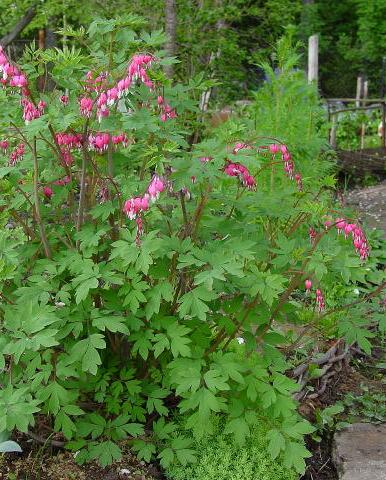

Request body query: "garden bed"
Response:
[300, 339, 386, 480]
[0, 440, 163, 480]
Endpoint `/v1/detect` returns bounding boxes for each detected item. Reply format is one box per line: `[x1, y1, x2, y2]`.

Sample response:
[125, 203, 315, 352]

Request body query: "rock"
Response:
[333, 422, 386, 480]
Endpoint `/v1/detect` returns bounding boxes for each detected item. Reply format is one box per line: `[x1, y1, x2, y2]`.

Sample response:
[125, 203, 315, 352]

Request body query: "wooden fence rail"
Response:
[326, 98, 386, 149]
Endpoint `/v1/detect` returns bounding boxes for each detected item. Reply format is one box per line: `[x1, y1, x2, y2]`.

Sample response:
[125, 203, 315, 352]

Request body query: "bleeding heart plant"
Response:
[0, 16, 384, 474]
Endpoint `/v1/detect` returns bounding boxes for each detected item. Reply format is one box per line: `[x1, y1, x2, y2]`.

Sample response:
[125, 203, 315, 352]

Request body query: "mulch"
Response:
[299, 365, 361, 480]
[0, 436, 164, 480]
[299, 345, 386, 480]
[2, 347, 384, 480]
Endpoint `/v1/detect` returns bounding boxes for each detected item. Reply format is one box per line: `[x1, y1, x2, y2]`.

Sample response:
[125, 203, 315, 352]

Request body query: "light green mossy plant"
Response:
[165, 417, 297, 480]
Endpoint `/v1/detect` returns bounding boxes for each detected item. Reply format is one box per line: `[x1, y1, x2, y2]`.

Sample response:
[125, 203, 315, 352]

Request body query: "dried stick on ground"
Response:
[293, 340, 354, 400]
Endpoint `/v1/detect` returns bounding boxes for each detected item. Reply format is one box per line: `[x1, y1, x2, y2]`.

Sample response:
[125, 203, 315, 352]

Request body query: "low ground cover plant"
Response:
[165, 416, 297, 480]
[0, 18, 384, 476]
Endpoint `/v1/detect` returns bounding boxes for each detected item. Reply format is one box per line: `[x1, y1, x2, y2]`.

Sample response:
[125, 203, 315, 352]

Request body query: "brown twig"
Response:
[27, 430, 65, 448]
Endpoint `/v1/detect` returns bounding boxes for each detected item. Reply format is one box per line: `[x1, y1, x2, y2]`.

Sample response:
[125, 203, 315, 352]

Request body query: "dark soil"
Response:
[300, 344, 386, 480]
[299, 365, 360, 480]
[301, 436, 337, 480]
[0, 435, 164, 480]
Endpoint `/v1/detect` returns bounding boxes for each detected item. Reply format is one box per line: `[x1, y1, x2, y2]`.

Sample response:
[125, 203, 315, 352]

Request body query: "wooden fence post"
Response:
[382, 101, 386, 149]
[356, 76, 364, 108]
[330, 113, 337, 148]
[308, 34, 318, 84]
[360, 80, 368, 149]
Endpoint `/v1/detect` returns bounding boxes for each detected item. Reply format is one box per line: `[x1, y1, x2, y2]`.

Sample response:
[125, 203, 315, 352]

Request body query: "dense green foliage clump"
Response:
[166, 417, 297, 480]
[0, 15, 384, 477]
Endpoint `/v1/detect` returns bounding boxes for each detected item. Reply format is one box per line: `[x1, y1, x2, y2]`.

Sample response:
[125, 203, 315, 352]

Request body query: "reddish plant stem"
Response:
[76, 125, 90, 232]
[320, 281, 386, 319]
[285, 282, 386, 355]
[15, 186, 35, 210]
[215, 228, 330, 353]
[179, 191, 189, 231]
[191, 185, 211, 240]
[32, 137, 51, 258]
[10, 209, 35, 238]
[88, 155, 123, 217]
[0, 291, 14, 304]
[253, 229, 330, 345]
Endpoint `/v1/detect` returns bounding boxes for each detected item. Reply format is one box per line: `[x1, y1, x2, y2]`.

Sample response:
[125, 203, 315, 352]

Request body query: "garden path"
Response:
[332, 184, 386, 479]
[345, 181, 386, 236]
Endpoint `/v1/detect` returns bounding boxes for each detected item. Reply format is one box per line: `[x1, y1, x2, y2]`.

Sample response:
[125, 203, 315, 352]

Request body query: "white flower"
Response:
[237, 337, 245, 344]
[119, 468, 131, 476]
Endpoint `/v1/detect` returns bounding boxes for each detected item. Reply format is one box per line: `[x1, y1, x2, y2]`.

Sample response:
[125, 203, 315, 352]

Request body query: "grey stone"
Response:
[333, 423, 386, 480]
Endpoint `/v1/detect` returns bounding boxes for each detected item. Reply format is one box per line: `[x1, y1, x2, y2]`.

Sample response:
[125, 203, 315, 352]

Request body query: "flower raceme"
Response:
[0, 47, 51, 125]
[160, 103, 177, 122]
[335, 218, 370, 260]
[224, 162, 256, 190]
[80, 55, 177, 123]
[0, 140, 8, 152]
[0, 46, 27, 90]
[268, 143, 300, 185]
[9, 144, 25, 166]
[88, 132, 128, 153]
[319, 217, 370, 260]
[233, 142, 251, 154]
[60, 149, 74, 167]
[315, 289, 325, 312]
[56, 131, 128, 153]
[88, 132, 110, 153]
[22, 98, 45, 123]
[111, 133, 128, 147]
[90, 54, 155, 122]
[224, 142, 302, 191]
[56, 133, 83, 149]
[123, 195, 150, 220]
[148, 176, 165, 201]
[123, 176, 165, 242]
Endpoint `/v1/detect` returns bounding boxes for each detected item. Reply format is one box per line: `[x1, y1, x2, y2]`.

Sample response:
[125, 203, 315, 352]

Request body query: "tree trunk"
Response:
[0, 6, 36, 47]
[39, 18, 57, 92]
[198, 0, 226, 112]
[164, 0, 177, 79]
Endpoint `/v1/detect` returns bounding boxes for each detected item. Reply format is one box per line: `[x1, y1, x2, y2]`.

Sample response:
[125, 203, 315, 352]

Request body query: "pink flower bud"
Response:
[60, 95, 69, 105]
[43, 186, 53, 199]
[269, 144, 280, 154]
[305, 279, 312, 291]
[79, 97, 93, 117]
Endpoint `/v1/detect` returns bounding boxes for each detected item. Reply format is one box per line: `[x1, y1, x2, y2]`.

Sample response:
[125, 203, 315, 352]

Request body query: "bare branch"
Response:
[0, 6, 37, 47]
